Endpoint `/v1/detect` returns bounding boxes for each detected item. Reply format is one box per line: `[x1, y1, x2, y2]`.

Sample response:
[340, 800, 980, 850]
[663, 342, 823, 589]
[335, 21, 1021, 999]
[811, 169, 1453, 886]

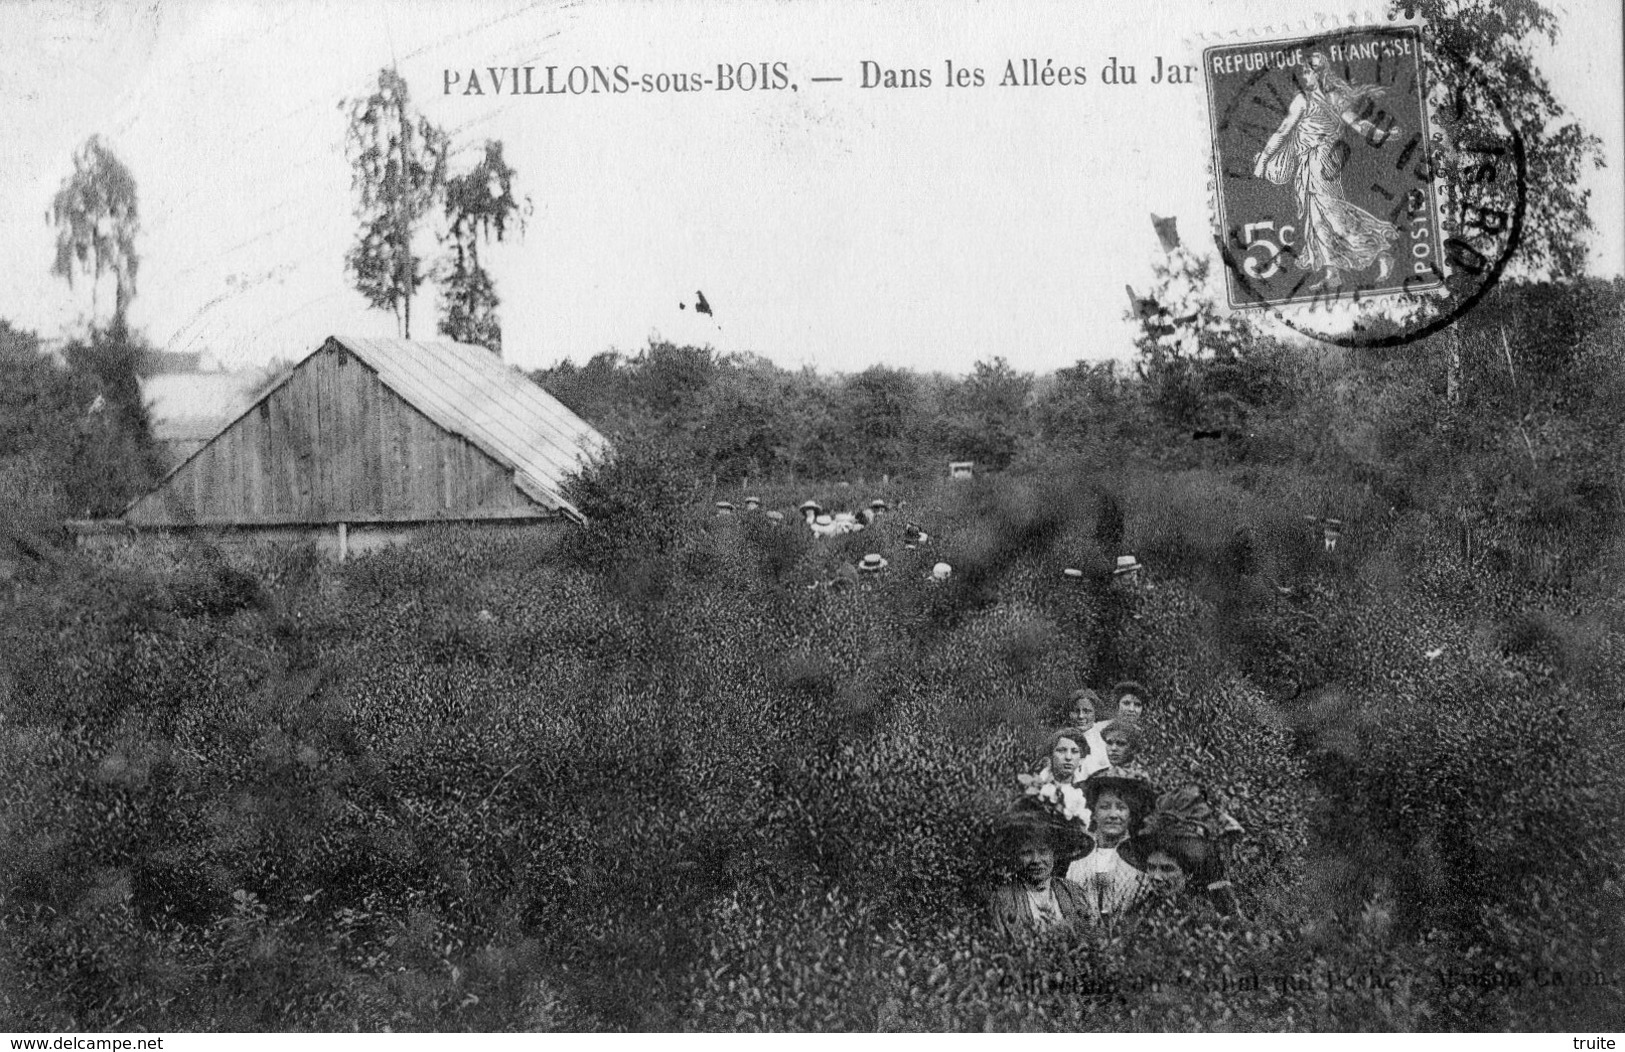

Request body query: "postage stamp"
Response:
[1204, 24, 1445, 311]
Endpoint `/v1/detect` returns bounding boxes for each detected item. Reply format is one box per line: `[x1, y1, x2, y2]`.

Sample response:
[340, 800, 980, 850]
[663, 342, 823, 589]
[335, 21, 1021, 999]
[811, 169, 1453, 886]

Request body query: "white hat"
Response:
[715, 501, 736, 512]
[1113, 555, 1143, 575]
[765, 510, 785, 522]
[799, 500, 822, 512]
[1063, 567, 1085, 578]
[744, 496, 762, 507]
[932, 562, 952, 580]
[870, 499, 889, 510]
[858, 553, 889, 572]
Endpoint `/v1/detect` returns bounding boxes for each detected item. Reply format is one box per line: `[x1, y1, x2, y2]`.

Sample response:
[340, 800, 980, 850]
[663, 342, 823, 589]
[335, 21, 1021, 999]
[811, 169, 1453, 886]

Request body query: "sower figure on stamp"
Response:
[1252, 51, 1399, 291]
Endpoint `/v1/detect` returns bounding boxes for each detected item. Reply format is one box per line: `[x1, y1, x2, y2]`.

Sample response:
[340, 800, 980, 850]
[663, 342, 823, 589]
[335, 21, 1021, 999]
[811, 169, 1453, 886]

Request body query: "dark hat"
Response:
[1119, 784, 1235, 877]
[1082, 764, 1157, 816]
[1119, 828, 1216, 877]
[995, 805, 1095, 866]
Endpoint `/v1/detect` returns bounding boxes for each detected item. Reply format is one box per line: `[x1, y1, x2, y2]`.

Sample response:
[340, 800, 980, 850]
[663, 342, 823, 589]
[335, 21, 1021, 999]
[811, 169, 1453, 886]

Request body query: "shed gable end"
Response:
[125, 344, 544, 527]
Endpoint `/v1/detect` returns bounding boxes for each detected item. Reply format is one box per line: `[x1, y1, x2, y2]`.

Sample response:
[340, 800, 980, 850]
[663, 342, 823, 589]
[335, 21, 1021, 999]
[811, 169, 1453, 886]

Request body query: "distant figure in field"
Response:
[988, 810, 1094, 938]
[1111, 554, 1144, 591]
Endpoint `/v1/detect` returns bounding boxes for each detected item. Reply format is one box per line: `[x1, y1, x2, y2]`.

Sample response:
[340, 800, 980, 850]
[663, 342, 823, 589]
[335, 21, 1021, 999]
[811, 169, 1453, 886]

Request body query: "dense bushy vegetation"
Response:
[0, 320, 162, 524]
[2, 279, 1624, 1031]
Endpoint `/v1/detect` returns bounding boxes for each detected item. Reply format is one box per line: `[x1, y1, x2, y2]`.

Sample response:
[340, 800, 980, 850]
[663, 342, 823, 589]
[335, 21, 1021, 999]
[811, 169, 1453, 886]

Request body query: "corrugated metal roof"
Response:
[328, 336, 608, 522]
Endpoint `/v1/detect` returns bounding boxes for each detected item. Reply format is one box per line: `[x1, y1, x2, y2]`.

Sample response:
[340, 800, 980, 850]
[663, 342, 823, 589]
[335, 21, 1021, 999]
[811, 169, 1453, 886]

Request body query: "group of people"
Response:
[989, 682, 1244, 938]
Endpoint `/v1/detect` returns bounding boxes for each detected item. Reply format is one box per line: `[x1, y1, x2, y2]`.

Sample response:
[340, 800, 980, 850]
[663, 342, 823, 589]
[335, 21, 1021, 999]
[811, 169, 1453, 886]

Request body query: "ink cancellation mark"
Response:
[1203, 24, 1527, 347]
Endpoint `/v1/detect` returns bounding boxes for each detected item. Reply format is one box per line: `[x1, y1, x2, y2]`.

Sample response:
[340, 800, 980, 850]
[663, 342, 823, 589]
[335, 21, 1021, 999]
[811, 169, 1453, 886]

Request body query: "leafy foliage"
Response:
[341, 68, 451, 338]
[0, 320, 162, 520]
[1411, 0, 1604, 280]
[49, 135, 140, 327]
[437, 140, 527, 355]
[2, 448, 1621, 1029]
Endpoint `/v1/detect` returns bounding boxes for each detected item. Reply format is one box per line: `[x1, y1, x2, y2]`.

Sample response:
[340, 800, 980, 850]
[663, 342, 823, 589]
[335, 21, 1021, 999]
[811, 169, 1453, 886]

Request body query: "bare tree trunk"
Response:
[398, 80, 415, 339]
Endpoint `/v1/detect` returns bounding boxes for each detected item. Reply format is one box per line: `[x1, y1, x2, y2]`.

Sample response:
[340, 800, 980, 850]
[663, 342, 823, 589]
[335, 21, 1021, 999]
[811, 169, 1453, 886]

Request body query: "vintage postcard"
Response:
[1, 0, 1622, 1040]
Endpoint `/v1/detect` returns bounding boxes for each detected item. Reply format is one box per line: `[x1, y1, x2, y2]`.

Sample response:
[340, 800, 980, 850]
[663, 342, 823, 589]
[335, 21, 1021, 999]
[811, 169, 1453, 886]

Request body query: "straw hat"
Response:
[869, 499, 890, 511]
[744, 496, 762, 508]
[799, 500, 822, 514]
[1063, 567, 1085, 578]
[765, 510, 785, 523]
[858, 553, 889, 572]
[715, 501, 736, 513]
[1113, 555, 1143, 575]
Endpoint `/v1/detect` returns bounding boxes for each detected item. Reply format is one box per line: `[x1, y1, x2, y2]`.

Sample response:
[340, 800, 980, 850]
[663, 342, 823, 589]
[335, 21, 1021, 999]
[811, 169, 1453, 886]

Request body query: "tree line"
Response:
[543, 273, 1625, 598]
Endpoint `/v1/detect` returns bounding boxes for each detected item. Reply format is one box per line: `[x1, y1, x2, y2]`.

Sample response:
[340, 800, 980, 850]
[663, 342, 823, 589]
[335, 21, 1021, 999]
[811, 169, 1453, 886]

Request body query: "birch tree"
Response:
[341, 68, 449, 338]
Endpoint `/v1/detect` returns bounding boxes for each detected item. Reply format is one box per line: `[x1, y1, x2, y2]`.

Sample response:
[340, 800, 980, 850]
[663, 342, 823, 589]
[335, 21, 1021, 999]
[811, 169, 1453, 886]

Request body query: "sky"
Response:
[1, 0, 1620, 377]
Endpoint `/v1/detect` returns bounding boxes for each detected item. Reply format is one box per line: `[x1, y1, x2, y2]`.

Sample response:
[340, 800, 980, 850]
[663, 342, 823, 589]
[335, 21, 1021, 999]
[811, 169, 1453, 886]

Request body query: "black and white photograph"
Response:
[1, 0, 1622, 1036]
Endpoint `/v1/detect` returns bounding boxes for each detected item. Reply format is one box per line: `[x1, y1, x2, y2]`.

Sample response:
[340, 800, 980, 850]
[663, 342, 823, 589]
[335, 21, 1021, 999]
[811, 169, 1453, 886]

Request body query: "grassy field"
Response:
[1, 461, 1622, 1031]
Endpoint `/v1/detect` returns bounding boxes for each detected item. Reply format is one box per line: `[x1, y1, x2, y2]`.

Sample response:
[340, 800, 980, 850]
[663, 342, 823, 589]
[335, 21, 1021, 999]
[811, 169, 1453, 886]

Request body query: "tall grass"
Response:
[1, 461, 1620, 1030]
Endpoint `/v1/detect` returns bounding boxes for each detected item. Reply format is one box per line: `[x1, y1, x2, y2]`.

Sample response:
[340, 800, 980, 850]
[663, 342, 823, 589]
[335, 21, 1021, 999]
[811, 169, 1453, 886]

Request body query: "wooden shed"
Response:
[119, 335, 608, 554]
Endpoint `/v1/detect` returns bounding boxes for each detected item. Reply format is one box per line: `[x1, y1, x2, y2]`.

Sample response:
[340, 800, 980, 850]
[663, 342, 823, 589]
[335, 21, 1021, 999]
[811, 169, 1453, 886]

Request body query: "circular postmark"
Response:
[1204, 23, 1527, 347]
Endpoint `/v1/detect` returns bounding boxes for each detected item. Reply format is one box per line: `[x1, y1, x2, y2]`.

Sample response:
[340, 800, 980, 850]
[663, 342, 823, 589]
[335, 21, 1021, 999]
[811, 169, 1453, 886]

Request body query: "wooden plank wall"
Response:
[127, 344, 543, 526]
